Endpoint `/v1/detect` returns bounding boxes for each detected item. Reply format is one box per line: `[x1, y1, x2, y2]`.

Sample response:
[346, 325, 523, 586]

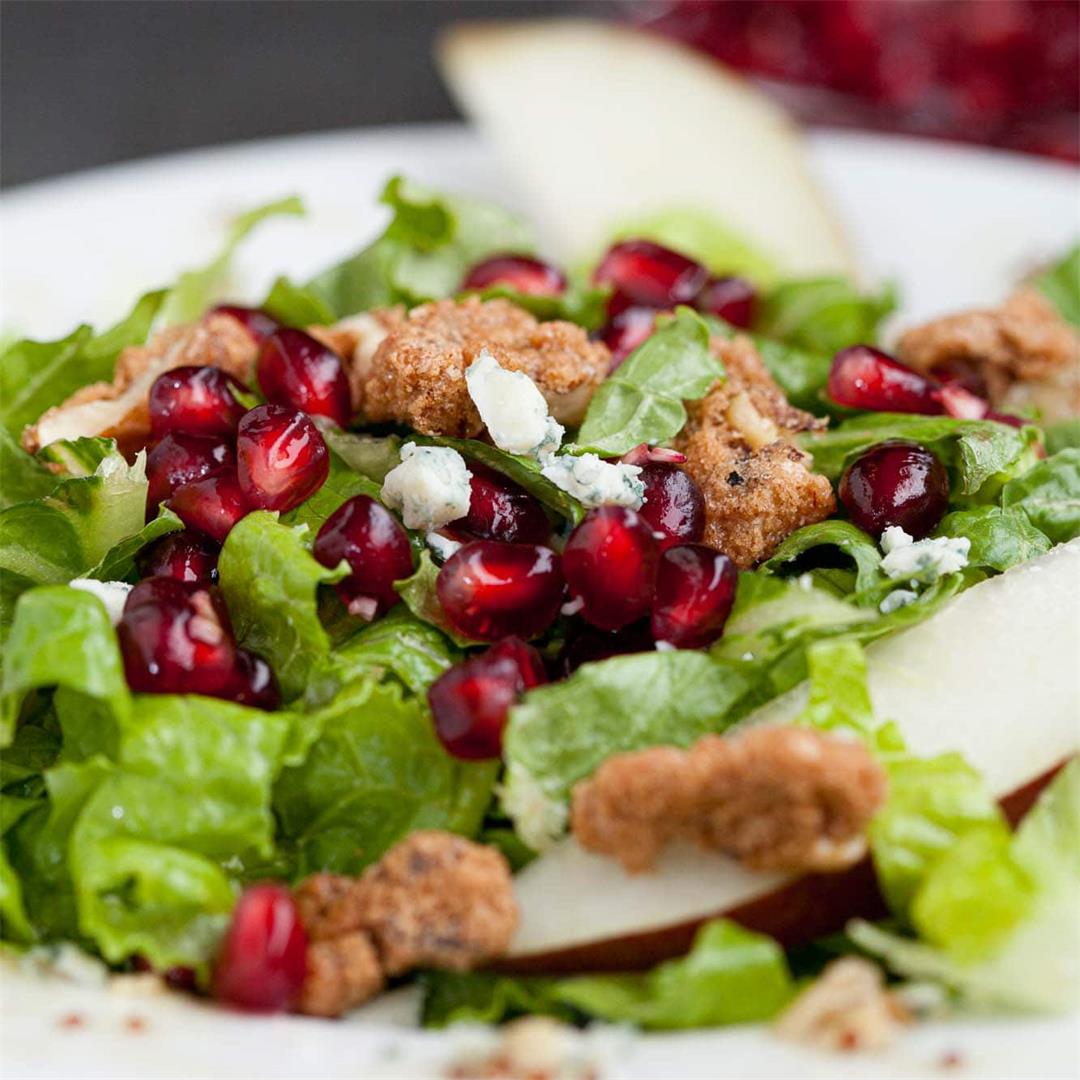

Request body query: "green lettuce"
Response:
[1033, 243, 1080, 329]
[323, 431, 403, 485]
[395, 551, 478, 647]
[260, 275, 337, 328]
[936, 506, 1051, 572]
[575, 308, 721, 455]
[1001, 448, 1080, 545]
[762, 520, 883, 593]
[280, 449, 384, 535]
[465, 278, 609, 331]
[1045, 418, 1080, 456]
[88, 508, 184, 583]
[36, 436, 119, 477]
[273, 679, 496, 878]
[0, 430, 59, 510]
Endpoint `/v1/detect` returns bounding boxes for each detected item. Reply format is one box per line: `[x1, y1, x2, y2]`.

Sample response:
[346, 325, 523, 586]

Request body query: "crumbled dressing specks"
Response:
[880, 526, 970, 583]
[381, 442, 473, 532]
[541, 454, 644, 510]
[69, 579, 133, 625]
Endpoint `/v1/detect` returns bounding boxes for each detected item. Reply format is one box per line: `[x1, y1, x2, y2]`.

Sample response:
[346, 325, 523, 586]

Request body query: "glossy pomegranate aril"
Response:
[932, 382, 989, 420]
[146, 432, 233, 511]
[436, 541, 564, 642]
[839, 440, 950, 540]
[593, 239, 708, 309]
[599, 306, 658, 371]
[828, 345, 944, 414]
[257, 328, 352, 427]
[149, 365, 248, 439]
[168, 469, 250, 544]
[462, 254, 567, 297]
[313, 494, 414, 619]
[118, 579, 238, 697]
[696, 276, 757, 329]
[457, 464, 551, 544]
[210, 304, 280, 344]
[557, 620, 654, 677]
[562, 507, 659, 631]
[637, 462, 706, 551]
[212, 884, 307, 1013]
[137, 529, 220, 583]
[227, 650, 282, 711]
[651, 544, 738, 649]
[427, 637, 546, 760]
[930, 358, 991, 399]
[236, 404, 329, 513]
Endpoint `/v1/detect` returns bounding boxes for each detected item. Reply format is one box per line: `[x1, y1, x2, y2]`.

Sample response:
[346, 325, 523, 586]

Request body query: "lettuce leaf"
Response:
[87, 508, 184, 583]
[36, 435, 119, 477]
[322, 431, 403, 484]
[260, 275, 336, 328]
[1045, 418, 1080, 456]
[575, 308, 721, 455]
[218, 512, 347, 702]
[1001, 448, 1080, 545]
[762, 521, 883, 593]
[395, 551, 478, 647]
[1032, 243, 1080, 328]
[273, 679, 496, 878]
[307, 177, 534, 317]
[756, 277, 897, 357]
[936, 506, 1051, 572]
[279, 449, 384, 535]
[465, 278, 609, 331]
[0, 430, 59, 510]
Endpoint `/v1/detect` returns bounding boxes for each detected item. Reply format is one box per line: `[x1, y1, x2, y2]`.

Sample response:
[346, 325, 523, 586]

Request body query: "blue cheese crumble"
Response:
[880, 526, 970, 583]
[465, 349, 564, 459]
[541, 453, 645, 510]
[879, 588, 919, 614]
[69, 579, 132, 625]
[381, 442, 472, 532]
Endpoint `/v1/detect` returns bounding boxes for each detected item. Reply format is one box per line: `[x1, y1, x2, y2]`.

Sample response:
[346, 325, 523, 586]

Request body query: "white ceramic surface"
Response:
[1, 125, 1078, 1080]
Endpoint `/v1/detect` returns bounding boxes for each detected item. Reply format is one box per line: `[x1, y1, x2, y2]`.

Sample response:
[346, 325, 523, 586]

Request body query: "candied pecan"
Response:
[571, 726, 887, 875]
[293, 872, 363, 942]
[297, 932, 384, 1018]
[307, 308, 405, 413]
[674, 335, 834, 567]
[362, 297, 609, 436]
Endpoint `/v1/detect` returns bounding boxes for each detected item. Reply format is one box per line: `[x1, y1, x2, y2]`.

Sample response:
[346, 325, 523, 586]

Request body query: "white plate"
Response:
[1, 125, 1078, 1080]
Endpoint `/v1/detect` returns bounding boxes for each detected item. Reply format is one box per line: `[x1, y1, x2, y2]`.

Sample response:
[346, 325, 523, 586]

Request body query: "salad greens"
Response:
[1033, 243, 1080, 329]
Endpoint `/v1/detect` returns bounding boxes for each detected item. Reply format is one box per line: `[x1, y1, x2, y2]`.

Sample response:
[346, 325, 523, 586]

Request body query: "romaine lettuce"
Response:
[1001, 448, 1080, 545]
[1032, 243, 1080, 329]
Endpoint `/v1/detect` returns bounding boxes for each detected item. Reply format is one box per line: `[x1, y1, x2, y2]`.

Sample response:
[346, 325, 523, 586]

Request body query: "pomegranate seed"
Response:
[118, 578, 238, 697]
[562, 507, 659, 631]
[839, 440, 950, 539]
[149, 365, 247, 439]
[427, 637, 546, 760]
[557, 620, 654, 677]
[456, 464, 551, 544]
[599, 307, 658, 371]
[593, 240, 708, 309]
[146, 433, 233, 512]
[168, 469, 250, 544]
[257, 328, 352, 427]
[137, 529, 220, 583]
[696, 276, 757, 329]
[313, 495, 414, 619]
[933, 382, 989, 420]
[828, 345, 944, 415]
[236, 404, 329, 513]
[212, 884, 307, 1013]
[210, 304, 280, 343]
[462, 254, 566, 297]
[637, 462, 706, 551]
[227, 650, 281, 711]
[986, 410, 1028, 429]
[620, 444, 687, 466]
[930, 358, 991, 399]
[436, 541, 564, 642]
[651, 544, 738, 649]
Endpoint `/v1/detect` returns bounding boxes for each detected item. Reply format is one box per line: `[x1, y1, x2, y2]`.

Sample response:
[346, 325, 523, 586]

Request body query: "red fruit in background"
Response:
[146, 432, 234, 511]
[651, 544, 738, 649]
[457, 464, 551, 544]
[312, 494, 414, 620]
[436, 541, 564, 642]
[637, 462, 706, 551]
[828, 345, 944, 414]
[696, 276, 757, 328]
[149, 365, 247, 439]
[227, 650, 282, 711]
[593, 239, 708, 309]
[462, 254, 567, 297]
[212, 884, 307, 1013]
[168, 469, 250, 544]
[556, 620, 654, 677]
[599, 306, 658, 371]
[930, 358, 991, 399]
[839, 440, 950, 539]
[562, 507, 660, 631]
[933, 382, 989, 420]
[210, 304, 280, 343]
[236, 404, 329, 513]
[118, 579, 238, 697]
[137, 529, 220, 583]
[427, 637, 547, 760]
[257, 328, 352, 427]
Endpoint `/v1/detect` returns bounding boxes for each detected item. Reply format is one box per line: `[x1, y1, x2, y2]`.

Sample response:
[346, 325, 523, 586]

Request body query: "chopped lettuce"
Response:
[465, 278, 610, 331]
[395, 550, 478, 647]
[260, 275, 336, 328]
[1032, 243, 1080, 329]
[87, 508, 184, 583]
[323, 431, 403, 485]
[935, 506, 1051, 572]
[0, 430, 59, 511]
[1001, 448, 1080, 545]
[36, 436, 120, 477]
[762, 521, 883, 593]
[575, 308, 721, 455]
[279, 449, 384, 535]
[1045, 418, 1080, 456]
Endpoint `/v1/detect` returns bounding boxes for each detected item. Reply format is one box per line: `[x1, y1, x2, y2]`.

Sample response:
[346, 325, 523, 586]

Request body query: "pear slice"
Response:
[502, 539, 1080, 972]
[437, 19, 855, 278]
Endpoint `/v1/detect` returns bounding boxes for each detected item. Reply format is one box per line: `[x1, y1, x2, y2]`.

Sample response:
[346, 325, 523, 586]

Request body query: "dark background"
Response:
[0, 0, 582, 189]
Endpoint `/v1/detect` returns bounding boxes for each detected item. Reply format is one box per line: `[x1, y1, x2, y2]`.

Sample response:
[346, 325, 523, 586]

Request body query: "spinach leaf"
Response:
[1001, 448, 1080, 545]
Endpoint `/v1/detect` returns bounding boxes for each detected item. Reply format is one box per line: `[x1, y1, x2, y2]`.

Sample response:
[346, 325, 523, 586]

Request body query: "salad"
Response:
[1, 177, 1078, 1050]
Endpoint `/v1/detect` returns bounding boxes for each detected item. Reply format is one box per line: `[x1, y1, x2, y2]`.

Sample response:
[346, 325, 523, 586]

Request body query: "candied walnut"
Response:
[293, 872, 362, 942]
[674, 336, 834, 568]
[297, 932, 384, 1018]
[774, 957, 910, 1052]
[362, 297, 609, 436]
[898, 287, 1080, 423]
[353, 830, 518, 976]
[23, 313, 258, 456]
[571, 726, 887, 875]
[307, 308, 405, 413]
